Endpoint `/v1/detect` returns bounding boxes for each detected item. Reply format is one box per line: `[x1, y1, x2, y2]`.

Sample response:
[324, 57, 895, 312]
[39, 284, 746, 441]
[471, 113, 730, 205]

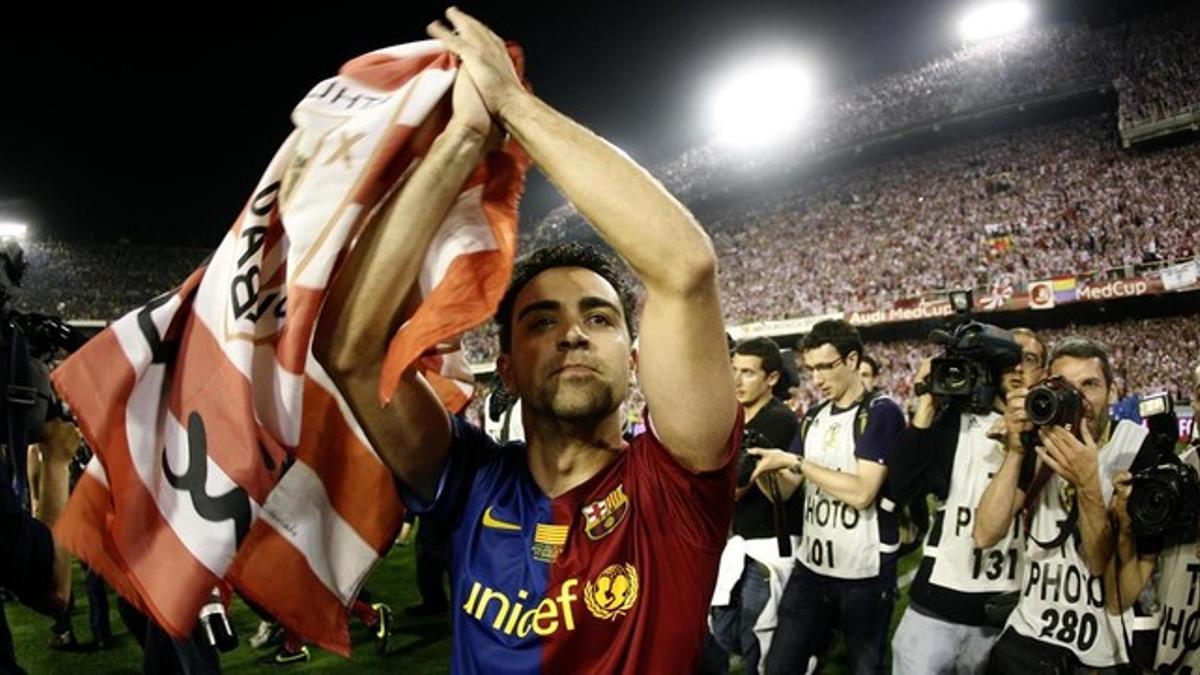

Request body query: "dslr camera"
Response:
[1025, 376, 1086, 436]
[1126, 392, 1199, 541]
[927, 321, 1022, 414]
[1129, 462, 1199, 541]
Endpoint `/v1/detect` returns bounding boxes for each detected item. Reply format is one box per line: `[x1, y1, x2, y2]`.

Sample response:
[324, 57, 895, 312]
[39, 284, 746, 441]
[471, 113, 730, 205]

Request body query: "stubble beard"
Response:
[544, 378, 618, 424]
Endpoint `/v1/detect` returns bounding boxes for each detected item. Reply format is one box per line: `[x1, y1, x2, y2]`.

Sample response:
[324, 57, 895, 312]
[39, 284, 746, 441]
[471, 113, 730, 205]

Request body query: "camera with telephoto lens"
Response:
[1128, 462, 1200, 541]
[927, 321, 1022, 414]
[1025, 376, 1086, 437]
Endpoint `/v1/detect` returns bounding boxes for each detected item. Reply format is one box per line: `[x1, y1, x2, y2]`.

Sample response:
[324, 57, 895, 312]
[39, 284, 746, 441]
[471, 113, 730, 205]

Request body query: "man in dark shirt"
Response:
[705, 338, 799, 674]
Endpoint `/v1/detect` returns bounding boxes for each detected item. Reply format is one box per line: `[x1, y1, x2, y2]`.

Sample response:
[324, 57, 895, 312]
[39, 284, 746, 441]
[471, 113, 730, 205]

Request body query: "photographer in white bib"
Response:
[975, 338, 1159, 673]
[889, 326, 1047, 674]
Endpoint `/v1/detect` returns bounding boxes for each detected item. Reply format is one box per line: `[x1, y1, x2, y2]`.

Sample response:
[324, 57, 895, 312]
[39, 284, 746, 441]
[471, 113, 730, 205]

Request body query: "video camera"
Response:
[0, 238, 89, 496]
[927, 321, 1022, 414]
[1126, 392, 1200, 541]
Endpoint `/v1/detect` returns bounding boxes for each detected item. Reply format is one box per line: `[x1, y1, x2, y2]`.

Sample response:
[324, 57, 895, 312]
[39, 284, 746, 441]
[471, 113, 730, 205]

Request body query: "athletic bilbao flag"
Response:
[50, 40, 529, 655]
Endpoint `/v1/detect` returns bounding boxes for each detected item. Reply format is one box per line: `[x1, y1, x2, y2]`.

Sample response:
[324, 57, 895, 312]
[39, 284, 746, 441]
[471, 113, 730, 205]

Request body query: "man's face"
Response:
[498, 267, 632, 425]
[1049, 355, 1115, 441]
[803, 343, 858, 402]
[1193, 363, 1200, 404]
[732, 354, 778, 407]
[1015, 333, 1046, 389]
[858, 362, 877, 390]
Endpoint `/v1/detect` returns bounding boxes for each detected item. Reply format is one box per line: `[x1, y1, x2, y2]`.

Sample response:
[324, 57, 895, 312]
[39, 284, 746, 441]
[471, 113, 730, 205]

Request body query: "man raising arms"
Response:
[314, 8, 739, 674]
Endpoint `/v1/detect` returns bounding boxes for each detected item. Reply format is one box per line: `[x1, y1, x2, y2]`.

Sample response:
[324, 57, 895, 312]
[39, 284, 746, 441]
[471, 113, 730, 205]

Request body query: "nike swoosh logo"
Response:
[482, 506, 521, 531]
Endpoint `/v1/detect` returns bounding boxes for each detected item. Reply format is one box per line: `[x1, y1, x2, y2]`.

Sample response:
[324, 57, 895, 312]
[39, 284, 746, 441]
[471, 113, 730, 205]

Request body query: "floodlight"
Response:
[705, 51, 815, 149]
[959, 1, 1032, 43]
[0, 222, 28, 240]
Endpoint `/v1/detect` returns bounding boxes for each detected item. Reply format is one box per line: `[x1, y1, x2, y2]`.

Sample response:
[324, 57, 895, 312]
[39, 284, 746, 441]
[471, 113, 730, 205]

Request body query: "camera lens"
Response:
[943, 363, 969, 391]
[1026, 389, 1057, 426]
[1128, 482, 1170, 533]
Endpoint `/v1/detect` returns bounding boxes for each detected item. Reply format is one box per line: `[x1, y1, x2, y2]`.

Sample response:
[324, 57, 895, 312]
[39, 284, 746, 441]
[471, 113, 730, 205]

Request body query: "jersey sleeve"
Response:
[400, 414, 499, 523]
[628, 407, 742, 552]
[854, 396, 905, 465]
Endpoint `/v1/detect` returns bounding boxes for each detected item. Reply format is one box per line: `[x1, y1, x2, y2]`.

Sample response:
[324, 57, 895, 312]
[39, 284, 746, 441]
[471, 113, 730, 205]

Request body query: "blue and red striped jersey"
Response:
[410, 413, 740, 674]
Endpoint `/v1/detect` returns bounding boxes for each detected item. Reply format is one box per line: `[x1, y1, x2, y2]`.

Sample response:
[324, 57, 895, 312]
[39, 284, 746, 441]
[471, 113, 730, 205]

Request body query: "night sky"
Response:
[0, 0, 1136, 247]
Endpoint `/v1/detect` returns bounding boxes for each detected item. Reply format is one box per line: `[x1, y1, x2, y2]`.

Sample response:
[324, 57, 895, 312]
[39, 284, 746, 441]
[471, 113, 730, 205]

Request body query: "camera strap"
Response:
[767, 475, 792, 558]
[1026, 491, 1079, 551]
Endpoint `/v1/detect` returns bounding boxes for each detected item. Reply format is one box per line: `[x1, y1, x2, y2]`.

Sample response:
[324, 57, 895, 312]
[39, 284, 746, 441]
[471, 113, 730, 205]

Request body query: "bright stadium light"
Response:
[959, 1, 1033, 43]
[0, 222, 28, 240]
[705, 49, 815, 149]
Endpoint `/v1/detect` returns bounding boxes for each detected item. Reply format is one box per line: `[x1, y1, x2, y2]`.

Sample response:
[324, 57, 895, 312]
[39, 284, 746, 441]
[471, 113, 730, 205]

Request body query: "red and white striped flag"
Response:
[50, 40, 529, 656]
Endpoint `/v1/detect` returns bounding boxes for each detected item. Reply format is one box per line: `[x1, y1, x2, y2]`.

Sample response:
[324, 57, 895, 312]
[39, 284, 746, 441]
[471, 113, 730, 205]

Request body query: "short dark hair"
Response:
[1049, 337, 1114, 387]
[733, 337, 784, 377]
[859, 354, 881, 377]
[495, 243, 638, 353]
[798, 320, 863, 364]
[1011, 327, 1047, 367]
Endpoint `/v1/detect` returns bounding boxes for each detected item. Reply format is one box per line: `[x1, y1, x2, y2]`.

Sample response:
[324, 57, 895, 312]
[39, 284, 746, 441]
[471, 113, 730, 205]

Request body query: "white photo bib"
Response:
[799, 403, 887, 580]
[927, 412, 1024, 594]
[1006, 419, 1147, 667]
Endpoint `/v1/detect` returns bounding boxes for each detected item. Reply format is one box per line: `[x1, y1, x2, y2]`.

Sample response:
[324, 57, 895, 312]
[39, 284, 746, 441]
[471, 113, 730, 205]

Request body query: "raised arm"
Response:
[429, 9, 737, 470]
[974, 389, 1029, 548]
[1103, 470, 1157, 613]
[312, 71, 497, 502]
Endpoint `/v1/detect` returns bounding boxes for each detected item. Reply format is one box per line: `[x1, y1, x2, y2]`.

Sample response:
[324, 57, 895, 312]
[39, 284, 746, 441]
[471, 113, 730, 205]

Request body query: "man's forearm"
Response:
[1104, 529, 1154, 613]
[759, 471, 803, 502]
[498, 92, 716, 293]
[803, 462, 879, 511]
[312, 122, 490, 499]
[35, 448, 71, 611]
[315, 122, 492, 372]
[1075, 481, 1113, 576]
[975, 450, 1023, 548]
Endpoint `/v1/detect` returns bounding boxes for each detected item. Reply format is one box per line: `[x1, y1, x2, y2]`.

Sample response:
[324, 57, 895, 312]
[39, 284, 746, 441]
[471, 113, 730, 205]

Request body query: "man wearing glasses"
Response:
[749, 319, 905, 675]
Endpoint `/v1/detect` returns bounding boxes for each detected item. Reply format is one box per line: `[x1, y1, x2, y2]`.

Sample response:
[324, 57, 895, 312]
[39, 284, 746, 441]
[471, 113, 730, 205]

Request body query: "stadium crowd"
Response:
[13, 241, 206, 320]
[527, 5, 1200, 247]
[709, 113, 1200, 324]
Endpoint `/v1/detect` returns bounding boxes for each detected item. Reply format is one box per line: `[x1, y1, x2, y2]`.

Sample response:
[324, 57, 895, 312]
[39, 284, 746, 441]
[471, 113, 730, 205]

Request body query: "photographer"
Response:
[704, 338, 800, 675]
[888, 324, 1045, 674]
[1105, 395, 1199, 672]
[975, 338, 1160, 673]
[749, 320, 906, 675]
[0, 238, 93, 672]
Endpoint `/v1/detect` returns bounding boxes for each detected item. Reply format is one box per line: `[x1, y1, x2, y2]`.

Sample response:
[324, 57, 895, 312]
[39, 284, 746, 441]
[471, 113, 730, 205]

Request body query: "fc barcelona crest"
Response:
[582, 484, 630, 540]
